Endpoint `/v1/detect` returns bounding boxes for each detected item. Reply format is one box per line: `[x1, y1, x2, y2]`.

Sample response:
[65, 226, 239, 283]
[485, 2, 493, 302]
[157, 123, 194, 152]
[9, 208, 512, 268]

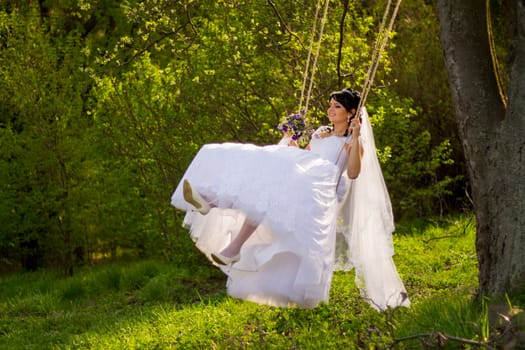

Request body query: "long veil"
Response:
[337, 107, 410, 310]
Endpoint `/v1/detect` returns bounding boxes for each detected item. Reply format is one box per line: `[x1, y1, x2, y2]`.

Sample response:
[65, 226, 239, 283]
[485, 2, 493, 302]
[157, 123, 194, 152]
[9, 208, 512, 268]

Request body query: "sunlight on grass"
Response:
[2, 214, 521, 349]
[394, 215, 478, 301]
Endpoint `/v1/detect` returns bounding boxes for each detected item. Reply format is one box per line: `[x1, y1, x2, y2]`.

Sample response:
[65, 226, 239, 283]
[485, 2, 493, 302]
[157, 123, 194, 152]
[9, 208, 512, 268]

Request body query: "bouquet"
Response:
[277, 110, 312, 147]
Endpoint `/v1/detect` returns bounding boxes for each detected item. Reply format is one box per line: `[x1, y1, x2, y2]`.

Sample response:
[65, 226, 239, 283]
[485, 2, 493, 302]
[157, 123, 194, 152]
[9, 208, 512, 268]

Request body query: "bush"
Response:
[368, 91, 461, 219]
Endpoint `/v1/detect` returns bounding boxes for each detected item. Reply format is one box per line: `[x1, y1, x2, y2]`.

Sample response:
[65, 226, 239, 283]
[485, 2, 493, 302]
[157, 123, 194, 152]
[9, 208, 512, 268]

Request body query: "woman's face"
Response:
[327, 98, 349, 124]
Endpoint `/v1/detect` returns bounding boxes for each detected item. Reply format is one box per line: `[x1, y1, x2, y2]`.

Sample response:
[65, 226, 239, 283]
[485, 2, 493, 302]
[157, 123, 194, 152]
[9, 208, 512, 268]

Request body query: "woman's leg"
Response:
[211, 217, 259, 265]
[220, 218, 259, 257]
[184, 180, 260, 263]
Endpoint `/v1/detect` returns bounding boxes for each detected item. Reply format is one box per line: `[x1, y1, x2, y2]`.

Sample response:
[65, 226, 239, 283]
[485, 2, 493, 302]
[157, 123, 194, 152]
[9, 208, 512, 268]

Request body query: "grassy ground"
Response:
[1, 214, 524, 349]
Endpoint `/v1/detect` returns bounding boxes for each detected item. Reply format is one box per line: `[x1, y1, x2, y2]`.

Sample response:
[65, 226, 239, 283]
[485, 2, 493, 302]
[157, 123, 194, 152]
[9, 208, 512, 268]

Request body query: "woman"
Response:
[171, 88, 409, 310]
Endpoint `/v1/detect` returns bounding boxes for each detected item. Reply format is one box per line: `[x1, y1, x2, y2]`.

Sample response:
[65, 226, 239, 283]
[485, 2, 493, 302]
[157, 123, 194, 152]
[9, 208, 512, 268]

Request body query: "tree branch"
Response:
[266, 0, 305, 48]
[118, 26, 184, 68]
[337, 0, 350, 88]
[391, 332, 496, 349]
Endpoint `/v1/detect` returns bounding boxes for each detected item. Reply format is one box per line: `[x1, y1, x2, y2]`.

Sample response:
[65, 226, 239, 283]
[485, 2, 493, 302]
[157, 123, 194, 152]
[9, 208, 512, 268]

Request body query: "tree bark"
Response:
[437, 0, 525, 296]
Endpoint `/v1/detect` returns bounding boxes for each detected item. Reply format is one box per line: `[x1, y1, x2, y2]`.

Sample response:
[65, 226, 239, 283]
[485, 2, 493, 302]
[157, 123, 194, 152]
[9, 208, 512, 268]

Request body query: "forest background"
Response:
[0, 0, 508, 276]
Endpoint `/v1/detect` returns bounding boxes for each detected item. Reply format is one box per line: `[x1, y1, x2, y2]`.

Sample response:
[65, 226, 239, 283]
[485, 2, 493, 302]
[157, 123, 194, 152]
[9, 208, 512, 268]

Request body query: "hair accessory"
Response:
[342, 88, 355, 97]
[343, 88, 362, 100]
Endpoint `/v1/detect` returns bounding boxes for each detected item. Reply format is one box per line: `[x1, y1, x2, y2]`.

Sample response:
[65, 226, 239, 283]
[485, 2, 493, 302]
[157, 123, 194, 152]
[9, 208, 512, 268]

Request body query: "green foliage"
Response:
[383, 0, 468, 215]
[0, 0, 468, 272]
[369, 91, 461, 219]
[0, 7, 92, 273]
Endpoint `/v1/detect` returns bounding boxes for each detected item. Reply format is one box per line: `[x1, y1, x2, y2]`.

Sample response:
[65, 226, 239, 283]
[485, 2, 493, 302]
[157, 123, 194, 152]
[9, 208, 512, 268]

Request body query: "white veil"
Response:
[336, 107, 410, 310]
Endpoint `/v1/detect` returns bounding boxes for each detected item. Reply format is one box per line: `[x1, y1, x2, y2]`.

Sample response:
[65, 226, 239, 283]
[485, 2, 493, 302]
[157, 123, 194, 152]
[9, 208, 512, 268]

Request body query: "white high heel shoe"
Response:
[182, 179, 211, 215]
[211, 252, 240, 266]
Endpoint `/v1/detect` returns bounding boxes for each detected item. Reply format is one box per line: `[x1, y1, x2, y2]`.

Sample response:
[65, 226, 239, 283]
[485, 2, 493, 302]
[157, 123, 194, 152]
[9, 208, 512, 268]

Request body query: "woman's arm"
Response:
[345, 137, 362, 179]
[345, 118, 363, 179]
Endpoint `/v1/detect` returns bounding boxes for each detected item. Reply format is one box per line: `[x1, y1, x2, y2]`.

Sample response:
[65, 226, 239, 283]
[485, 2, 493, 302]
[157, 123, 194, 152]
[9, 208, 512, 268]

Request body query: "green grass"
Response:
[1, 214, 523, 349]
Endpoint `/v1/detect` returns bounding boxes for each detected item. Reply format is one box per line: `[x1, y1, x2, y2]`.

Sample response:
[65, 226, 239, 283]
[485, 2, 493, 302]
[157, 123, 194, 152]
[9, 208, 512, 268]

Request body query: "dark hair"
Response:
[329, 88, 361, 137]
[329, 87, 361, 112]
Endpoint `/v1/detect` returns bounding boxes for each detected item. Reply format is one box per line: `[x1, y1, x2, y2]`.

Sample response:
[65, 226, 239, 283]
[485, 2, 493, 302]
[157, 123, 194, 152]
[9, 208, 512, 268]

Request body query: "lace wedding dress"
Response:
[171, 108, 410, 310]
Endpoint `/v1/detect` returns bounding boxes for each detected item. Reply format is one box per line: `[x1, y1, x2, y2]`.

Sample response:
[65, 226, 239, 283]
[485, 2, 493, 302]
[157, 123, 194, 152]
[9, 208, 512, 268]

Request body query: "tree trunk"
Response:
[437, 0, 525, 296]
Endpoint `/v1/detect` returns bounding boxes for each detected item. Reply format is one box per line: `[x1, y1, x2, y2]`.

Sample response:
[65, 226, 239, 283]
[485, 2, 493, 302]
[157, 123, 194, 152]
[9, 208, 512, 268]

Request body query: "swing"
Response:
[171, 1, 410, 310]
[295, 0, 402, 189]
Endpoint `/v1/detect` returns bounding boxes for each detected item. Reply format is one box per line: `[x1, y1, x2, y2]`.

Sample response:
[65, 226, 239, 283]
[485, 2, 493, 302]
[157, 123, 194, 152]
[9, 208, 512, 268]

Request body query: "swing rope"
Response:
[357, 0, 402, 115]
[334, 0, 403, 184]
[299, 0, 330, 113]
[298, 0, 321, 111]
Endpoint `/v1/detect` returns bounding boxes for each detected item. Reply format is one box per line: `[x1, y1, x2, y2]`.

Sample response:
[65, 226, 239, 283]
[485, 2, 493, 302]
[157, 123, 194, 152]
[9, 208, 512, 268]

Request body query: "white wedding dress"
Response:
[171, 108, 410, 310]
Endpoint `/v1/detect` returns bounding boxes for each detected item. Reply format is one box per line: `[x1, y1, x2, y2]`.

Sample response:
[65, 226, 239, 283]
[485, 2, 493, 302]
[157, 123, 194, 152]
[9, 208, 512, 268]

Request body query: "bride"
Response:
[171, 88, 410, 310]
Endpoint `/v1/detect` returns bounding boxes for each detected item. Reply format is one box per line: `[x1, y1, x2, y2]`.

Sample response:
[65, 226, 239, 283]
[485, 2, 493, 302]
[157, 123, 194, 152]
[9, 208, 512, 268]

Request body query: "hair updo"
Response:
[329, 87, 361, 112]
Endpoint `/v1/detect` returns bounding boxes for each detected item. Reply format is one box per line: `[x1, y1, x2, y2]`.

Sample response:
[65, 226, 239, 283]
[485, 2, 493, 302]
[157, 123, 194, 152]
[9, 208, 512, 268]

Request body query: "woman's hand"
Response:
[288, 139, 299, 147]
[278, 131, 299, 147]
[282, 130, 299, 147]
[348, 116, 361, 137]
